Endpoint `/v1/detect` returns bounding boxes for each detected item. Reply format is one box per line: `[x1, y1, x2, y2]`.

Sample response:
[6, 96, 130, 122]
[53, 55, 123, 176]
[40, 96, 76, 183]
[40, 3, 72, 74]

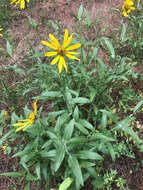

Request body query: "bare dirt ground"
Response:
[1, 0, 143, 189]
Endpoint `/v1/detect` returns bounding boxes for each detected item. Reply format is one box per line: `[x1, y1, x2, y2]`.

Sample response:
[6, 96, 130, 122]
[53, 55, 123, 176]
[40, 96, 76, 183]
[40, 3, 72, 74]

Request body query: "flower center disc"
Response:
[58, 47, 66, 56]
[124, 4, 130, 11]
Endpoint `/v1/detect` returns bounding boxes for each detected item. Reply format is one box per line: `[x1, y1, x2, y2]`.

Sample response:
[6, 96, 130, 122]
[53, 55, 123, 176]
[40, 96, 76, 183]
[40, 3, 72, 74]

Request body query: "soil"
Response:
[0, 0, 143, 189]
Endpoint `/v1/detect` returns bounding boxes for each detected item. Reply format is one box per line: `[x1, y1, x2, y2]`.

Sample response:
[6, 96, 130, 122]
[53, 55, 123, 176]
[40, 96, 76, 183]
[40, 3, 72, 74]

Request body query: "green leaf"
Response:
[65, 87, 74, 112]
[28, 16, 39, 30]
[6, 40, 12, 57]
[0, 172, 24, 178]
[24, 182, 30, 190]
[76, 150, 103, 160]
[68, 156, 83, 189]
[48, 110, 66, 121]
[42, 139, 53, 149]
[68, 136, 87, 144]
[64, 119, 75, 140]
[84, 8, 91, 27]
[89, 47, 98, 64]
[107, 142, 115, 162]
[35, 162, 41, 179]
[78, 4, 83, 21]
[0, 129, 14, 146]
[91, 133, 115, 142]
[133, 100, 143, 113]
[73, 106, 79, 121]
[26, 172, 37, 181]
[75, 122, 89, 135]
[78, 119, 94, 130]
[103, 38, 115, 59]
[80, 161, 95, 168]
[40, 149, 56, 158]
[54, 145, 65, 172]
[55, 112, 69, 133]
[96, 57, 107, 75]
[73, 97, 90, 104]
[59, 177, 73, 190]
[8, 66, 25, 75]
[120, 23, 126, 42]
[39, 91, 62, 100]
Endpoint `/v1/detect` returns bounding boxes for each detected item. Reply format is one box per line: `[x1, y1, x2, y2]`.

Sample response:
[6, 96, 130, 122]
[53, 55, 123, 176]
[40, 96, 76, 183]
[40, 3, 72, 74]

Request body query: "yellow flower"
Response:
[0, 26, 3, 37]
[13, 99, 38, 132]
[10, 0, 30, 9]
[2, 145, 7, 151]
[122, 0, 136, 17]
[138, 0, 141, 3]
[41, 29, 81, 74]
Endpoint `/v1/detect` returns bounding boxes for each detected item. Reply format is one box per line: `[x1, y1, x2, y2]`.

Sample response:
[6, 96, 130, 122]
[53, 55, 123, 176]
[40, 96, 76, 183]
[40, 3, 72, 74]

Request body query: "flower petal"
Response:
[63, 29, 68, 45]
[21, 0, 25, 9]
[34, 99, 38, 115]
[10, 0, 17, 5]
[41, 41, 58, 50]
[51, 55, 60, 65]
[45, 52, 58, 56]
[13, 123, 26, 126]
[66, 53, 80, 61]
[66, 51, 80, 55]
[58, 56, 65, 73]
[49, 34, 60, 48]
[66, 43, 81, 51]
[23, 120, 34, 131]
[63, 34, 73, 48]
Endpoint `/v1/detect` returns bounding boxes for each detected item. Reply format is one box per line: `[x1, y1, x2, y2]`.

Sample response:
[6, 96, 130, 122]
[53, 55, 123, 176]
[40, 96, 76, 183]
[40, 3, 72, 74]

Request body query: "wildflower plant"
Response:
[42, 29, 81, 74]
[1, 4, 143, 190]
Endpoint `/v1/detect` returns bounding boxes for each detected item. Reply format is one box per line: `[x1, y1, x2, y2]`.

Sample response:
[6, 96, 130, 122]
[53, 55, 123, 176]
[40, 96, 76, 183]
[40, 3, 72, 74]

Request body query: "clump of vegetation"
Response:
[0, 0, 143, 190]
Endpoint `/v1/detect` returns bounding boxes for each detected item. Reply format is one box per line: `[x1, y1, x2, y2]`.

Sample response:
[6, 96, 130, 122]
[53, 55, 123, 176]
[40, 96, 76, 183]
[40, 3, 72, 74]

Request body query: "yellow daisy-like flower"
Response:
[122, 0, 136, 17]
[10, 0, 30, 9]
[2, 145, 7, 151]
[13, 99, 38, 132]
[0, 26, 3, 37]
[41, 29, 81, 74]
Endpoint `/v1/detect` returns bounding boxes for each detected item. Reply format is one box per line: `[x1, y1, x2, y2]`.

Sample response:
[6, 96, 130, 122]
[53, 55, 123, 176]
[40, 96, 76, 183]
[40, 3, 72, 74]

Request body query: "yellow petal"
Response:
[63, 29, 68, 45]
[45, 52, 57, 56]
[34, 99, 38, 115]
[23, 120, 34, 131]
[13, 123, 26, 126]
[58, 56, 65, 74]
[21, 0, 25, 9]
[49, 34, 60, 48]
[15, 120, 32, 132]
[41, 41, 58, 50]
[10, 0, 17, 5]
[0, 34, 3, 37]
[51, 55, 60, 65]
[65, 53, 80, 61]
[130, 7, 135, 10]
[66, 51, 80, 55]
[66, 43, 81, 51]
[63, 34, 73, 48]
